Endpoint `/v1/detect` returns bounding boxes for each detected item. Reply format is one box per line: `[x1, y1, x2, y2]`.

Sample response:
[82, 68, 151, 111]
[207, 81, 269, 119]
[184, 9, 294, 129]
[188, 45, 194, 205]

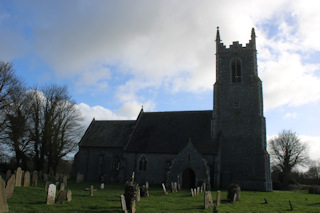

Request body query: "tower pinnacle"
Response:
[216, 26, 221, 43]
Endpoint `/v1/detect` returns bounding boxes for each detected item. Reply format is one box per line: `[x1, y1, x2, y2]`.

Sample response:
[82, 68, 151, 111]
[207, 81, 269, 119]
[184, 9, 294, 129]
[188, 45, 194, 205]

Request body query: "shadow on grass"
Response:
[307, 202, 320, 206]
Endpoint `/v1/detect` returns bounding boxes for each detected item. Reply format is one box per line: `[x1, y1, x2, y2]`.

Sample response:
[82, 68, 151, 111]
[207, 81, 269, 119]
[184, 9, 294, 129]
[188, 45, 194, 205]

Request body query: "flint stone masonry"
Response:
[5, 175, 15, 199]
[72, 28, 272, 192]
[46, 184, 56, 204]
[0, 176, 9, 213]
[15, 167, 22, 187]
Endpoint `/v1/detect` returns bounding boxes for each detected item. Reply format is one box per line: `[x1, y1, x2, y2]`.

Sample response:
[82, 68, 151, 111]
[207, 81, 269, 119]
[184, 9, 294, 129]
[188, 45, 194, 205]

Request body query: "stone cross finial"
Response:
[131, 172, 135, 182]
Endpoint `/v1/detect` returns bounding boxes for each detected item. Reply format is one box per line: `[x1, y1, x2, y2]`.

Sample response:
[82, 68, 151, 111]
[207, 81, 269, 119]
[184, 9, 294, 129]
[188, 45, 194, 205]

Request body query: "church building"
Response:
[72, 28, 273, 191]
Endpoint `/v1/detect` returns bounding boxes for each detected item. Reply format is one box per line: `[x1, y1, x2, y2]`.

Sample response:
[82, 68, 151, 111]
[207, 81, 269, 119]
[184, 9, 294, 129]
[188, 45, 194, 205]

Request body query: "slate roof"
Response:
[125, 110, 217, 155]
[79, 120, 135, 148]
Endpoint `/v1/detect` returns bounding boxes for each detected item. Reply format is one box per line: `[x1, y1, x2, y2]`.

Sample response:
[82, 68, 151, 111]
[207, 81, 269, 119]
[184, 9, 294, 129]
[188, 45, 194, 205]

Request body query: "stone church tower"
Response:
[212, 27, 272, 191]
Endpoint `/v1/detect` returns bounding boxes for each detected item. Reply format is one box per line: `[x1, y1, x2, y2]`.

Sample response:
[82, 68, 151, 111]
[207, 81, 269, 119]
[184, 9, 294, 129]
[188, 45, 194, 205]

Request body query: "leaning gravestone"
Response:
[5, 174, 15, 199]
[0, 176, 9, 213]
[120, 194, 128, 213]
[46, 184, 56, 204]
[191, 188, 194, 197]
[5, 170, 11, 182]
[161, 183, 168, 195]
[23, 171, 30, 187]
[204, 191, 214, 209]
[15, 167, 22, 187]
[32, 170, 38, 187]
[56, 190, 66, 204]
[67, 189, 72, 202]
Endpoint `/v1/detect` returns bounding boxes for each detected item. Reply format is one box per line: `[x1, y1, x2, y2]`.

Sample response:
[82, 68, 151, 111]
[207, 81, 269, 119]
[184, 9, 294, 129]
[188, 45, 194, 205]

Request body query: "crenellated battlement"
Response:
[216, 27, 256, 53]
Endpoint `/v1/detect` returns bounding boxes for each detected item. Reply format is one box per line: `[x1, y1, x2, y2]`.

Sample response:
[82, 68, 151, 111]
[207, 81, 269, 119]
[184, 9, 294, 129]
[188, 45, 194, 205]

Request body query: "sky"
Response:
[1, 0, 320, 164]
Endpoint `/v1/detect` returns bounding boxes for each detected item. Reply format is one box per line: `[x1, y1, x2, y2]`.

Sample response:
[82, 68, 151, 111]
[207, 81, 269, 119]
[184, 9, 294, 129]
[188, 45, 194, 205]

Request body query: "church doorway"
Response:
[182, 168, 195, 189]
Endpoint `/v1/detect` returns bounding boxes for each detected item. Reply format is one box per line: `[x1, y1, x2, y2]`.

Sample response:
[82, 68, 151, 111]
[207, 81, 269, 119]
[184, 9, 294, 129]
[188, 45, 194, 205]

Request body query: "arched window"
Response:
[138, 155, 148, 171]
[232, 59, 241, 83]
[112, 156, 120, 171]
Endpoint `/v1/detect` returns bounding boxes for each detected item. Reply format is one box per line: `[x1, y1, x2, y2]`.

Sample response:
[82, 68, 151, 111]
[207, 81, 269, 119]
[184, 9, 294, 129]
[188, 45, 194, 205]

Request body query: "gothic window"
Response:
[112, 156, 120, 171]
[138, 155, 148, 171]
[232, 59, 241, 83]
[233, 101, 239, 108]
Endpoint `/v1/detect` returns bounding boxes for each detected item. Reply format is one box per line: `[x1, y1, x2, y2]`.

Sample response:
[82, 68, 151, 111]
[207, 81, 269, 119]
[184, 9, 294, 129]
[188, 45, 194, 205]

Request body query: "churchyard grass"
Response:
[5, 179, 320, 212]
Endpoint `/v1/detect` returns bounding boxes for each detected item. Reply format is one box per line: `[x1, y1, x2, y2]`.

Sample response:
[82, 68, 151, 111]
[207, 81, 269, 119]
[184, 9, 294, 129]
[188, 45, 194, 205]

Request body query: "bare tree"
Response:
[28, 85, 83, 173]
[269, 129, 309, 175]
[0, 61, 22, 132]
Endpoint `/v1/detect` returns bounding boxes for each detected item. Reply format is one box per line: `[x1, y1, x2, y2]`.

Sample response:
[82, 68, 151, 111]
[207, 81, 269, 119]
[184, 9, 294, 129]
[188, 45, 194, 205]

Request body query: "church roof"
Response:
[125, 110, 217, 155]
[79, 120, 135, 148]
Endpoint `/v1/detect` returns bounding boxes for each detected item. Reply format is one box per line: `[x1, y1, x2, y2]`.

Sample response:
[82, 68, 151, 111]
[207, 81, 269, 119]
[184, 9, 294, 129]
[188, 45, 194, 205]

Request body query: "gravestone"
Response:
[171, 182, 174, 193]
[23, 171, 30, 187]
[63, 176, 67, 187]
[32, 170, 38, 187]
[56, 190, 66, 204]
[90, 185, 94, 196]
[161, 183, 168, 195]
[136, 187, 140, 202]
[5, 174, 15, 198]
[120, 195, 128, 213]
[76, 173, 83, 183]
[0, 176, 9, 213]
[100, 183, 104, 190]
[60, 183, 65, 191]
[174, 182, 178, 193]
[177, 175, 180, 190]
[216, 190, 221, 207]
[5, 170, 11, 182]
[43, 174, 48, 182]
[140, 185, 149, 197]
[197, 187, 200, 195]
[46, 184, 56, 204]
[131, 200, 136, 213]
[45, 181, 50, 192]
[204, 191, 214, 209]
[145, 181, 149, 189]
[233, 193, 237, 202]
[193, 188, 197, 196]
[191, 188, 194, 197]
[15, 167, 22, 187]
[67, 189, 72, 202]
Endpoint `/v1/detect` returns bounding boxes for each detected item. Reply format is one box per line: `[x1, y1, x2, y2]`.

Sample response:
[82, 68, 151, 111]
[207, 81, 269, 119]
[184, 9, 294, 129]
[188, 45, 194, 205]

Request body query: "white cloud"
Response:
[284, 112, 297, 119]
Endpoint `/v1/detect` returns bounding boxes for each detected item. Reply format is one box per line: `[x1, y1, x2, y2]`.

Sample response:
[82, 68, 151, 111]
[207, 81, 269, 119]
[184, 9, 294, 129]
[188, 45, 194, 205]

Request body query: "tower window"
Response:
[139, 155, 148, 171]
[232, 59, 241, 83]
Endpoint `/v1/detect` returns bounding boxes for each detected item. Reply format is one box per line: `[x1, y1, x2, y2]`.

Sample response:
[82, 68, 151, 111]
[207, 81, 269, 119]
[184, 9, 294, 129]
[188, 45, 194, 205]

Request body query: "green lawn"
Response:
[5, 181, 320, 212]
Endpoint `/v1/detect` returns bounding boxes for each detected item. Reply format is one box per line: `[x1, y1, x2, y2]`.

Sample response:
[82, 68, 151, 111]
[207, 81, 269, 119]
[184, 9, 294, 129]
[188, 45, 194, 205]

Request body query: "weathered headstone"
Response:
[46, 184, 56, 204]
[191, 188, 194, 197]
[232, 193, 237, 202]
[56, 190, 66, 204]
[67, 189, 72, 202]
[0, 176, 9, 213]
[60, 183, 65, 191]
[197, 187, 200, 195]
[174, 182, 178, 193]
[5, 174, 15, 199]
[23, 171, 30, 187]
[100, 183, 104, 190]
[161, 183, 168, 195]
[43, 174, 48, 182]
[90, 185, 94, 196]
[120, 195, 128, 213]
[45, 181, 50, 192]
[136, 187, 140, 202]
[63, 175, 67, 187]
[193, 188, 197, 196]
[204, 191, 214, 209]
[131, 200, 136, 213]
[76, 173, 83, 183]
[145, 181, 149, 189]
[216, 190, 221, 207]
[32, 170, 38, 187]
[15, 167, 22, 187]
[5, 170, 11, 182]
